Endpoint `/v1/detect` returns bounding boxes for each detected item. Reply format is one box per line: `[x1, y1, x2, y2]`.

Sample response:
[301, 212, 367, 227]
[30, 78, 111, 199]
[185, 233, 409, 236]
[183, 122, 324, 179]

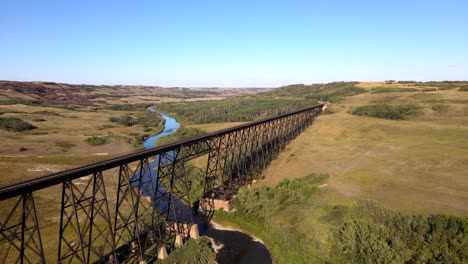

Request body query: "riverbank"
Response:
[212, 212, 279, 262]
[141, 109, 272, 263]
[143, 106, 180, 149]
[204, 220, 272, 264]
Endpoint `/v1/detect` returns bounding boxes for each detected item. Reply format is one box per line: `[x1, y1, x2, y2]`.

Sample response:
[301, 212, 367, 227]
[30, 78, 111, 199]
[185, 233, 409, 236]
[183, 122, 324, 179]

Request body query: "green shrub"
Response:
[459, 85, 468, 91]
[351, 104, 421, 120]
[414, 81, 467, 90]
[156, 127, 206, 146]
[371, 87, 419, 93]
[218, 173, 330, 263]
[0, 117, 37, 132]
[85, 136, 110, 146]
[107, 104, 150, 111]
[109, 115, 136, 126]
[136, 112, 164, 128]
[132, 133, 149, 150]
[156, 82, 364, 124]
[32, 110, 60, 116]
[0, 99, 42, 106]
[164, 237, 216, 264]
[338, 201, 468, 263]
[109, 112, 164, 129]
[232, 173, 328, 221]
[216, 174, 468, 263]
[397, 81, 418, 84]
[56, 141, 76, 149]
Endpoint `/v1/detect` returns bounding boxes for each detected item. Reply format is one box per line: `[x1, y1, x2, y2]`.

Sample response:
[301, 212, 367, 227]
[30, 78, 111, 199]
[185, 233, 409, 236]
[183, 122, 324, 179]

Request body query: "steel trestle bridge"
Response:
[0, 103, 325, 263]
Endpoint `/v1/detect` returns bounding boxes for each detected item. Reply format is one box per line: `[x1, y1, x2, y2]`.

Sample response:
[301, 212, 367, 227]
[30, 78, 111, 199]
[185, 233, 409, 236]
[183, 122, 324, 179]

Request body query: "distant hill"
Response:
[0, 81, 269, 106]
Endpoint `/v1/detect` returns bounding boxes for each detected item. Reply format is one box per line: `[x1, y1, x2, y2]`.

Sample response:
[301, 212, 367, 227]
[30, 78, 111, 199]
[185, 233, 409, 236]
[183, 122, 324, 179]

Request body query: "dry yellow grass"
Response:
[0, 104, 150, 185]
[256, 87, 468, 215]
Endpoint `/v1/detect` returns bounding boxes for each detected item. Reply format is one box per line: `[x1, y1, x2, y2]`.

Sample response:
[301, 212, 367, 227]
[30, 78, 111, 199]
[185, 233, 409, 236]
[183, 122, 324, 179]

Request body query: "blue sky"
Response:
[1, 0, 467, 87]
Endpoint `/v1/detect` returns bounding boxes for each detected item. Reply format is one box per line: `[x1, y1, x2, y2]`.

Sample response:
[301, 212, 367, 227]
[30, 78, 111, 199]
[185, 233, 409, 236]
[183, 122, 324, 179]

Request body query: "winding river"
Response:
[140, 107, 272, 264]
[142, 107, 180, 149]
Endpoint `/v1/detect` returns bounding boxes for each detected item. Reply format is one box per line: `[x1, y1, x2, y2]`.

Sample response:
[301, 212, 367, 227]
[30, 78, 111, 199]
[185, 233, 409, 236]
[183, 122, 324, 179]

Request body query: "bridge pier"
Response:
[175, 233, 184, 248]
[190, 224, 200, 239]
[158, 246, 168, 260]
[0, 104, 324, 263]
[200, 197, 232, 213]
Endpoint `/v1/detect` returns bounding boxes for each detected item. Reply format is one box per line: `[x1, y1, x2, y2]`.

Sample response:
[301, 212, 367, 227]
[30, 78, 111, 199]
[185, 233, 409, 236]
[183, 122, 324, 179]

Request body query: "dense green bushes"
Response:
[163, 237, 216, 264]
[109, 115, 136, 126]
[107, 104, 151, 111]
[85, 136, 110, 145]
[397, 81, 418, 84]
[109, 112, 164, 129]
[371, 87, 419, 93]
[0, 99, 43, 106]
[0, 117, 37, 132]
[0, 99, 78, 110]
[131, 133, 150, 150]
[219, 174, 330, 263]
[338, 201, 468, 263]
[459, 85, 468, 91]
[163, 98, 312, 124]
[136, 112, 165, 129]
[270, 82, 365, 102]
[351, 104, 421, 120]
[414, 81, 468, 89]
[157, 82, 364, 124]
[220, 175, 468, 263]
[155, 127, 206, 146]
[232, 173, 328, 218]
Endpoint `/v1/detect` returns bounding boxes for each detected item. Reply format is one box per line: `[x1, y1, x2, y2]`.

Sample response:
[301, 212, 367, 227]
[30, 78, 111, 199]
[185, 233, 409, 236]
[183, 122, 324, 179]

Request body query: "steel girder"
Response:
[0, 104, 324, 263]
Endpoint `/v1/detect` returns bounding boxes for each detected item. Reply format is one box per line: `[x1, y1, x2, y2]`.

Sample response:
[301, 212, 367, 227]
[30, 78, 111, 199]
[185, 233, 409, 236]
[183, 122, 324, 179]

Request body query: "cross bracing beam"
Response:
[0, 104, 324, 263]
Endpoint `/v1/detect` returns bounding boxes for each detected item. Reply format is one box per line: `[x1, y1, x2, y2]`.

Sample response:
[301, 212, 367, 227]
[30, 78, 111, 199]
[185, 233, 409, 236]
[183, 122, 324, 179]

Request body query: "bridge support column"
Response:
[190, 224, 199, 239]
[213, 199, 231, 212]
[175, 233, 184, 248]
[157, 246, 168, 260]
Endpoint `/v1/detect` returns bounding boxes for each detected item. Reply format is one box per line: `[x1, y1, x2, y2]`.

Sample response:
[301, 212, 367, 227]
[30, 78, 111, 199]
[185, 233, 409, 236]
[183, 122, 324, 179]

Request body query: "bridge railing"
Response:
[0, 103, 324, 263]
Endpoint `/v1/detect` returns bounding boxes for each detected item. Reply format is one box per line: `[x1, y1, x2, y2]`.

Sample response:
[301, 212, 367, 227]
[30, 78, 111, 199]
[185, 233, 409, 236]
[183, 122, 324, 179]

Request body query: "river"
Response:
[143, 107, 180, 149]
[140, 107, 272, 264]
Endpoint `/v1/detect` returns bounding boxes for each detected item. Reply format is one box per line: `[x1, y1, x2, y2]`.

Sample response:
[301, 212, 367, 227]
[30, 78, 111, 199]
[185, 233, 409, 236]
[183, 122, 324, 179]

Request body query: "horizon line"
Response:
[1, 79, 468, 89]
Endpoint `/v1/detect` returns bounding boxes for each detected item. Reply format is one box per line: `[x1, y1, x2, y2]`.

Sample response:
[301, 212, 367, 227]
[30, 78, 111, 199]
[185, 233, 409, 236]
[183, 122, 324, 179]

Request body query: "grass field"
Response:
[1, 81, 467, 262]
[0, 81, 263, 186]
[210, 82, 468, 263]
[0, 82, 263, 262]
[0, 104, 160, 185]
[258, 83, 468, 215]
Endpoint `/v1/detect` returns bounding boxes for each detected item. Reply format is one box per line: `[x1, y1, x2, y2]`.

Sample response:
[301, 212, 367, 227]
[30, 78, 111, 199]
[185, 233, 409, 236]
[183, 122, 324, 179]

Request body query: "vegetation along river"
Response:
[141, 107, 272, 263]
